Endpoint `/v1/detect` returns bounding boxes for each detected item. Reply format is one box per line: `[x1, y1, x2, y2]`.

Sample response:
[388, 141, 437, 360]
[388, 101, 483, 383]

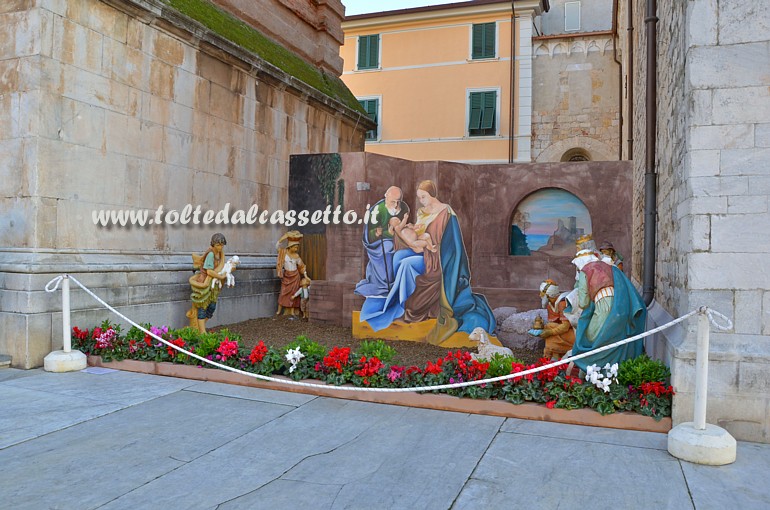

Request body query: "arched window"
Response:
[510, 188, 592, 256]
[561, 148, 591, 162]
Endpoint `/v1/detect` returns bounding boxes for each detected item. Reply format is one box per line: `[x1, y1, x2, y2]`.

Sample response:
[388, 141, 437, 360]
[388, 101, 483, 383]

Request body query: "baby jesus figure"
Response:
[388, 215, 437, 253]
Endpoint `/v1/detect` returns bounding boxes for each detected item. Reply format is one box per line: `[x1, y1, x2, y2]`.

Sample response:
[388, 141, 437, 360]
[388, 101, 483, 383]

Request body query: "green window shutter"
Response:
[358, 37, 368, 68]
[483, 23, 495, 57]
[369, 35, 379, 68]
[359, 99, 378, 140]
[472, 23, 495, 59]
[472, 25, 483, 59]
[469, 93, 483, 130]
[480, 91, 496, 129]
[358, 34, 379, 69]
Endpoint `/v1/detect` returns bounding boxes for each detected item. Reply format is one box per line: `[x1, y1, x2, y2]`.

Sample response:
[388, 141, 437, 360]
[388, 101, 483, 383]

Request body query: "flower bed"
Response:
[72, 320, 675, 426]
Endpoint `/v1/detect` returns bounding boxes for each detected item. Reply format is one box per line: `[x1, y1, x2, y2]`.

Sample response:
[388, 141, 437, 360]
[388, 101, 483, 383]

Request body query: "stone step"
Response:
[0, 355, 11, 369]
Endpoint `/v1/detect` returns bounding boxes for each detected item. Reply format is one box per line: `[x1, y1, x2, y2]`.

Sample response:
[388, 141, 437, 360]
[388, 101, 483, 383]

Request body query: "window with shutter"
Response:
[357, 34, 380, 70]
[471, 23, 496, 60]
[359, 98, 379, 141]
[468, 91, 497, 136]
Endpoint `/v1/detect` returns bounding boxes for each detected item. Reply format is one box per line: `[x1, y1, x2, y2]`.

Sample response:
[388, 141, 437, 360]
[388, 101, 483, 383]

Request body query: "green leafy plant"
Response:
[617, 354, 671, 388]
[356, 339, 397, 363]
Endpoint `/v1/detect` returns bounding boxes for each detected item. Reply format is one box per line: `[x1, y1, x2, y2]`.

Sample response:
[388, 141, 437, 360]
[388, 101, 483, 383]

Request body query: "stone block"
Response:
[690, 89, 714, 126]
[53, 15, 103, 74]
[492, 306, 518, 325]
[727, 195, 767, 214]
[0, 138, 23, 197]
[738, 361, 770, 394]
[687, 150, 719, 177]
[173, 68, 196, 109]
[61, 63, 128, 113]
[734, 291, 763, 335]
[0, 197, 36, 247]
[749, 175, 770, 196]
[721, 148, 770, 177]
[757, 123, 770, 148]
[689, 176, 748, 197]
[713, 87, 770, 125]
[688, 43, 770, 89]
[718, 4, 770, 45]
[149, 59, 174, 100]
[152, 31, 184, 66]
[763, 292, 770, 336]
[710, 213, 770, 253]
[686, 0, 718, 47]
[688, 253, 769, 289]
[690, 214, 710, 252]
[162, 127, 194, 168]
[690, 124, 754, 150]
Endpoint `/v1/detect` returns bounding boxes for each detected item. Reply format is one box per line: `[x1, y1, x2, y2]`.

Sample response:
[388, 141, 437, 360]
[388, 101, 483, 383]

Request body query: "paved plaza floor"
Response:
[1, 368, 769, 509]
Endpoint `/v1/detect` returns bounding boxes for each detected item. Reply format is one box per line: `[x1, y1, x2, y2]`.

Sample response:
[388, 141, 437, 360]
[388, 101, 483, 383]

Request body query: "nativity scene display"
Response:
[510, 188, 592, 257]
[354, 180, 498, 348]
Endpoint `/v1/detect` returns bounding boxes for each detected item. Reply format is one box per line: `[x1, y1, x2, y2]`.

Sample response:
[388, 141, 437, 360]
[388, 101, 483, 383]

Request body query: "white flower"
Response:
[285, 347, 305, 373]
[610, 363, 619, 376]
[603, 362, 612, 371]
[600, 377, 612, 393]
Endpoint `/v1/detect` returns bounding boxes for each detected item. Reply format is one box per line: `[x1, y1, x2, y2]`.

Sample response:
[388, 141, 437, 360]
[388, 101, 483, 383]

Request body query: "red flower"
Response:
[424, 358, 444, 375]
[639, 381, 675, 397]
[167, 337, 186, 357]
[248, 341, 268, 364]
[546, 401, 556, 409]
[72, 327, 89, 340]
[322, 346, 351, 373]
[143, 334, 153, 347]
[216, 338, 239, 361]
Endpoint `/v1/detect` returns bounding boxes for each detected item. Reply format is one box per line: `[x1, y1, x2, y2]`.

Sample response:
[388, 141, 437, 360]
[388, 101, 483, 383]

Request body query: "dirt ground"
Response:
[215, 316, 542, 366]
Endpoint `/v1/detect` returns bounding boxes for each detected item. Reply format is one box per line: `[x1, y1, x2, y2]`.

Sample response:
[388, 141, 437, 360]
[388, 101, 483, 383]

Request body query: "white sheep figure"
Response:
[468, 327, 513, 361]
[212, 255, 240, 289]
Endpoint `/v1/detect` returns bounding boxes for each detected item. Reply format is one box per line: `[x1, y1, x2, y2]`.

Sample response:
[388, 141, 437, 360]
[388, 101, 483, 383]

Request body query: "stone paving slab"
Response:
[502, 417, 669, 450]
[243, 407, 504, 510]
[183, 380, 318, 407]
[0, 390, 294, 510]
[100, 398, 442, 509]
[1, 369, 197, 406]
[0, 385, 123, 449]
[453, 430, 693, 509]
[683, 442, 770, 509]
[1, 369, 770, 510]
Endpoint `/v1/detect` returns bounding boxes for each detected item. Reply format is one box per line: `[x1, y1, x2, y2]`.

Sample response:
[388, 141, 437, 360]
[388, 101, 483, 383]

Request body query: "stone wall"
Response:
[0, 0, 367, 368]
[532, 36, 620, 162]
[627, 0, 770, 442]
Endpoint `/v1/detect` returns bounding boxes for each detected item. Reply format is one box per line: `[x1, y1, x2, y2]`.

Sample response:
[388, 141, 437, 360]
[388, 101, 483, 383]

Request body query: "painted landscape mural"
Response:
[510, 188, 592, 257]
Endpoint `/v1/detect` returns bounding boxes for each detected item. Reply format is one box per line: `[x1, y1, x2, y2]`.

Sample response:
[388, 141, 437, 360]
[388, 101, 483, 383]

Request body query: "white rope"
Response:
[46, 274, 715, 393]
[701, 305, 733, 331]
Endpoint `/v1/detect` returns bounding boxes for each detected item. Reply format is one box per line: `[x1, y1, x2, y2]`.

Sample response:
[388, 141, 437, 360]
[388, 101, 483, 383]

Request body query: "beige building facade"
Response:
[341, 0, 548, 163]
[341, 0, 621, 164]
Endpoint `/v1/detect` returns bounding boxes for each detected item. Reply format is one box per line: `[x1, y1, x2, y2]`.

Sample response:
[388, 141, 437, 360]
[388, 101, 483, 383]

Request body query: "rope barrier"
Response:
[45, 274, 725, 393]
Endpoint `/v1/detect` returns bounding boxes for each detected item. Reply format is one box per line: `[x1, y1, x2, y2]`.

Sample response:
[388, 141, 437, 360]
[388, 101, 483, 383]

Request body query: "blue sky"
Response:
[342, 0, 467, 16]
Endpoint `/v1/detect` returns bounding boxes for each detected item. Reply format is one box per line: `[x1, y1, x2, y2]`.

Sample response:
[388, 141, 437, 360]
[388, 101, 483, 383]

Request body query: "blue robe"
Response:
[360, 208, 496, 337]
[571, 266, 647, 371]
[354, 199, 408, 297]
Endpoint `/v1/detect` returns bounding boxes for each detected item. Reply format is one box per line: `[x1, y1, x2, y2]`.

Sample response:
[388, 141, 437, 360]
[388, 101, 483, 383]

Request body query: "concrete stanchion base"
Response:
[668, 422, 737, 465]
[44, 350, 87, 372]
